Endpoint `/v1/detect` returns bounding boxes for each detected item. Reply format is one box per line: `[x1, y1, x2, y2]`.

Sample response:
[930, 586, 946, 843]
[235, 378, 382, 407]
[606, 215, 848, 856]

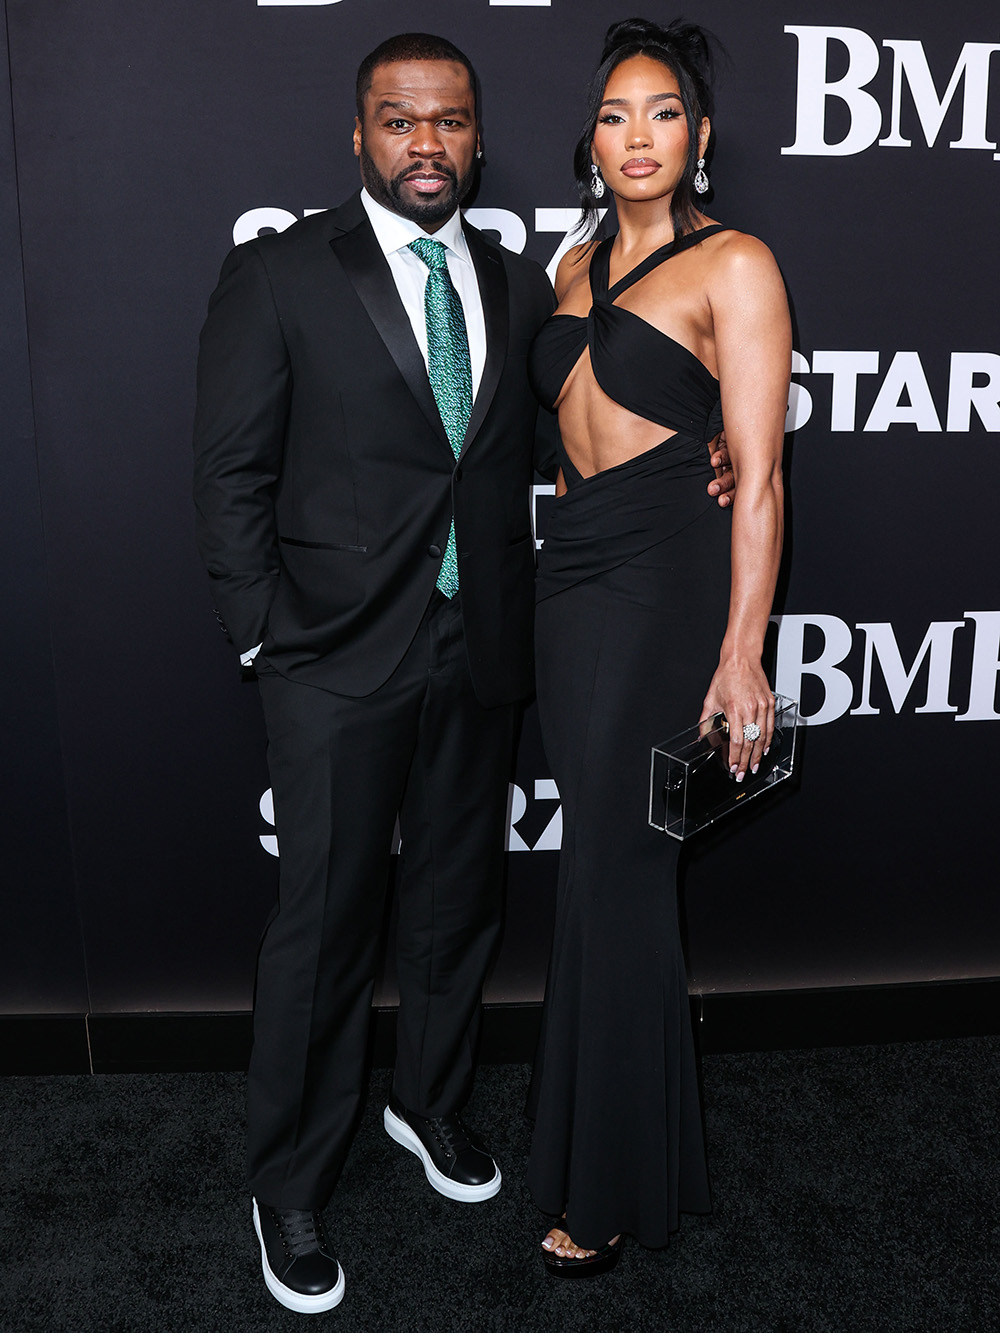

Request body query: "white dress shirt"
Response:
[360, 188, 487, 398]
[240, 192, 487, 666]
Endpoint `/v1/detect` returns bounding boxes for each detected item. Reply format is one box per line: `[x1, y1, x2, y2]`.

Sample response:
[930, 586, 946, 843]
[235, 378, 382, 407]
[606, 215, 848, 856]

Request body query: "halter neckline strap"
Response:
[593, 224, 729, 303]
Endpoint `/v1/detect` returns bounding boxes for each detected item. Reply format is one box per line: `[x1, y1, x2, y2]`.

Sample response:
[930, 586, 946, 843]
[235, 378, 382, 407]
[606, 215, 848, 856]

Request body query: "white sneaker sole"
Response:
[252, 1198, 346, 1314]
[383, 1105, 502, 1203]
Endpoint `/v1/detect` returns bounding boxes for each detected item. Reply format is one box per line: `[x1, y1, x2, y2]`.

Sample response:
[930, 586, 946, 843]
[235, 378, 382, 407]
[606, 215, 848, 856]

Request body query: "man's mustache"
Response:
[397, 163, 459, 185]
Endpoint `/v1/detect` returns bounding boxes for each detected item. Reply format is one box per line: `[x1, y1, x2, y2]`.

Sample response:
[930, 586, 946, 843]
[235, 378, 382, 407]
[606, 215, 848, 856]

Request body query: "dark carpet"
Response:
[2, 1038, 998, 1332]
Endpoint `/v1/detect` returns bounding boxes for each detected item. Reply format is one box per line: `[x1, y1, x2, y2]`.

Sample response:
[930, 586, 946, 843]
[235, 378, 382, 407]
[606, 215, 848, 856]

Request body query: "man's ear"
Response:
[353, 116, 362, 159]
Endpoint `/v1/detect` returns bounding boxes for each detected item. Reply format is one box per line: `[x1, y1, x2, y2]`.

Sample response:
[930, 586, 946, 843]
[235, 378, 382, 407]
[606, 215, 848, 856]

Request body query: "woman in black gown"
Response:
[526, 19, 791, 1274]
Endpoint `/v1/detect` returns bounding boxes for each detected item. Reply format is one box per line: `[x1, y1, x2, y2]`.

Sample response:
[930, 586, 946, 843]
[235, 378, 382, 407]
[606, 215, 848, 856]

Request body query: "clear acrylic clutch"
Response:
[649, 695, 799, 840]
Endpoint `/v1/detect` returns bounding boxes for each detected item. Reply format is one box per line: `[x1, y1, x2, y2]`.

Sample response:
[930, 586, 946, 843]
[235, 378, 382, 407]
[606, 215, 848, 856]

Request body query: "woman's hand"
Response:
[701, 659, 775, 781]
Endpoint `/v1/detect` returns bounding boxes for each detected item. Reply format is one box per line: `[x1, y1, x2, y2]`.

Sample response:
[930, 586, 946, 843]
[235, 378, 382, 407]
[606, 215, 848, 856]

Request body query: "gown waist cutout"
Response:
[529, 225, 728, 446]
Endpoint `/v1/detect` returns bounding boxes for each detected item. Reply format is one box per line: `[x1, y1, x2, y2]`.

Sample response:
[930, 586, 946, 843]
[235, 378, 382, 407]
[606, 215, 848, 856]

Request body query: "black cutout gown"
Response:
[526, 227, 731, 1249]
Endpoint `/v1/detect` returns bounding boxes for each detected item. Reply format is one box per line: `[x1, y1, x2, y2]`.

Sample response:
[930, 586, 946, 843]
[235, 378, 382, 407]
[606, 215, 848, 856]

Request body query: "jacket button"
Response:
[428, 544, 442, 558]
[454, 466, 463, 482]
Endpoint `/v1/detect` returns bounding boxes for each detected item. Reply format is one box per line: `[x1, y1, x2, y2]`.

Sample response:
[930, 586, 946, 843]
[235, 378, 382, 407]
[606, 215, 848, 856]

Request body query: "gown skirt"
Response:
[526, 433, 731, 1251]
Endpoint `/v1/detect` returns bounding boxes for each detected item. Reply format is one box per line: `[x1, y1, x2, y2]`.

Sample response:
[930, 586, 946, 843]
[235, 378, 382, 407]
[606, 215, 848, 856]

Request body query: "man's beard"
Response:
[359, 141, 475, 227]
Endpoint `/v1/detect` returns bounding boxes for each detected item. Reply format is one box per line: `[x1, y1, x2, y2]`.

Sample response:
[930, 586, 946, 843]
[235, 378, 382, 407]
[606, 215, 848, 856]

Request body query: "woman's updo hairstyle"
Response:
[573, 17, 716, 241]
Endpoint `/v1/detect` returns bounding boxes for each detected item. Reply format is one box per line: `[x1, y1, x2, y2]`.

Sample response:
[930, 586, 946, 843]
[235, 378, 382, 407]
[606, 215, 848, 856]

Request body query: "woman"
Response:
[526, 18, 791, 1274]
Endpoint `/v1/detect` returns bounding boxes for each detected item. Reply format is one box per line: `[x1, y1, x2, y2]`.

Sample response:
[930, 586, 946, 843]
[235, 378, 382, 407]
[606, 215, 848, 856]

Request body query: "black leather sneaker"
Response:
[383, 1091, 501, 1202]
[252, 1198, 345, 1313]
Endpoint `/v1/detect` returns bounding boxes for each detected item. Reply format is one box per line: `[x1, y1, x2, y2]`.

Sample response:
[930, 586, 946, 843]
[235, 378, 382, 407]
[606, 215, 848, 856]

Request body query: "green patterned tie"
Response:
[408, 237, 472, 598]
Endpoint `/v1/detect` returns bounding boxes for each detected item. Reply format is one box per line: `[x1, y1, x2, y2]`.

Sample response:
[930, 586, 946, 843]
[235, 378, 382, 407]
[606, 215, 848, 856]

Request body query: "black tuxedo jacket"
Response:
[193, 193, 556, 707]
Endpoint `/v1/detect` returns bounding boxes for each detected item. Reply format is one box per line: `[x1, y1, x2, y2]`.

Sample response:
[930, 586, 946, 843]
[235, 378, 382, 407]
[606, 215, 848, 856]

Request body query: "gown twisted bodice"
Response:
[528, 224, 728, 465]
[530, 225, 730, 601]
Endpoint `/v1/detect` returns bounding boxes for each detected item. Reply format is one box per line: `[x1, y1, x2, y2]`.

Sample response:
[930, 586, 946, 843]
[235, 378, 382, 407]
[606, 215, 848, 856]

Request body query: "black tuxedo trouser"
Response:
[247, 592, 515, 1210]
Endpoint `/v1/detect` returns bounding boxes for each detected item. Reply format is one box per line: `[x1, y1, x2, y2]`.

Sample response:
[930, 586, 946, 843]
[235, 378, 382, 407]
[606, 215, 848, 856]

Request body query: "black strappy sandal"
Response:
[541, 1232, 624, 1279]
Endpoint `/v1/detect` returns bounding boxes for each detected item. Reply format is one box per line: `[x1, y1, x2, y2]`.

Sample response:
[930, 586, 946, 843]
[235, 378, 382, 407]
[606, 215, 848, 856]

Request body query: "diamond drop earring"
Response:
[590, 163, 606, 200]
[694, 157, 709, 195]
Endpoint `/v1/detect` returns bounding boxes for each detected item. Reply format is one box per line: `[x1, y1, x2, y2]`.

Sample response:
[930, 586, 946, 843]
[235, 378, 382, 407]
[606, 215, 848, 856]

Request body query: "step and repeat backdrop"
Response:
[2, 0, 997, 1015]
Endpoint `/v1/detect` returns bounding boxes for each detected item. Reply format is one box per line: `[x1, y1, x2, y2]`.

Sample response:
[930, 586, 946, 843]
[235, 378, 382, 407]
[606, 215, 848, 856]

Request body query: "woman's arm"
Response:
[701, 235, 791, 779]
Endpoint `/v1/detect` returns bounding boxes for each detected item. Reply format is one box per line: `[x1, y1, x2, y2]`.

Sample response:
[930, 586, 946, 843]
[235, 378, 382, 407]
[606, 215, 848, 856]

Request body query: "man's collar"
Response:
[360, 188, 470, 264]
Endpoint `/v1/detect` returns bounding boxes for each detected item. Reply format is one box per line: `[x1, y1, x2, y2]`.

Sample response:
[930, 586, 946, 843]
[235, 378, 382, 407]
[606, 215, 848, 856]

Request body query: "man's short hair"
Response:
[355, 33, 478, 120]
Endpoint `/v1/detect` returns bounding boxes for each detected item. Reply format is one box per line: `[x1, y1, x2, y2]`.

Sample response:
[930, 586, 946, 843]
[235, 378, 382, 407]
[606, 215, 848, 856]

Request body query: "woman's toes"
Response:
[559, 1234, 595, 1259]
[542, 1223, 604, 1260]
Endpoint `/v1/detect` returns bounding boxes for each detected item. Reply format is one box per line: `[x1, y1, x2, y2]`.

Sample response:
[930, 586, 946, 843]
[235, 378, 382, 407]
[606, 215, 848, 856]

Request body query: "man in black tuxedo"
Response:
[194, 32, 733, 1314]
[193, 33, 554, 1313]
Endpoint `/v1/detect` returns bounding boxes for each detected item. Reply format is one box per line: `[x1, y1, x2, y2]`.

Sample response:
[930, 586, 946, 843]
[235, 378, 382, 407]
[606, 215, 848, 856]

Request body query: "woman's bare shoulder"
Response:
[701, 229, 787, 317]
[704, 228, 791, 346]
[554, 241, 597, 302]
[706, 228, 782, 281]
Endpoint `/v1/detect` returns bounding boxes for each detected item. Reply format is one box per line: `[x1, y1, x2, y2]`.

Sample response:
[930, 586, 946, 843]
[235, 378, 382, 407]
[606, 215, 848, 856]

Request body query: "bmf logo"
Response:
[784, 26, 1000, 158]
[774, 612, 1000, 726]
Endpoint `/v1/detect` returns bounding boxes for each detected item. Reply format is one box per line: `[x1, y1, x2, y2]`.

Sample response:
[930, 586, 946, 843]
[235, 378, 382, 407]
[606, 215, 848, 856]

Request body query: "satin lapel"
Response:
[329, 215, 448, 448]
[461, 225, 509, 459]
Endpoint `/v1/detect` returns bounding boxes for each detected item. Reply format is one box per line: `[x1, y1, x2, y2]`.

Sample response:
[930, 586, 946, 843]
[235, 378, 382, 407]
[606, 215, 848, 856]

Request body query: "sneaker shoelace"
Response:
[275, 1208, 328, 1258]
[427, 1114, 474, 1160]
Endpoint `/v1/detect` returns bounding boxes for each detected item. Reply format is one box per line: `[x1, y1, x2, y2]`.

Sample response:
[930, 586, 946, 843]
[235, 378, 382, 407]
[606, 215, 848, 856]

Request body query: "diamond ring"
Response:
[742, 722, 761, 743]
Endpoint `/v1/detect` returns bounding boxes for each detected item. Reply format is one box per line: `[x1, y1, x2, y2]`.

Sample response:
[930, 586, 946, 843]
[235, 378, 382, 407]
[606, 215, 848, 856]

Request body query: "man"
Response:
[194, 32, 733, 1315]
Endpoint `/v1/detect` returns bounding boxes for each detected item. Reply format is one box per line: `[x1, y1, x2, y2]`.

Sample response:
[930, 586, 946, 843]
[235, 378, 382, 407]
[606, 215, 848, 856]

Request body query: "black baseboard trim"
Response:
[0, 1014, 92, 1075]
[696, 977, 1000, 1055]
[2, 978, 998, 1075]
[88, 1012, 254, 1075]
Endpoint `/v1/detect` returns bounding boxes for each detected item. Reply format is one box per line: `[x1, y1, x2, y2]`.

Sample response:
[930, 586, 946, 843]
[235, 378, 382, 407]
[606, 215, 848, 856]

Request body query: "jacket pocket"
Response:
[279, 536, 368, 552]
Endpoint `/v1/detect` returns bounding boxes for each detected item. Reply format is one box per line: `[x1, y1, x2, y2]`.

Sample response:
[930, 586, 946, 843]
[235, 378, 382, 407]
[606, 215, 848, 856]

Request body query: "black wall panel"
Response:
[0, 0, 87, 1012]
[2, 0, 997, 1015]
